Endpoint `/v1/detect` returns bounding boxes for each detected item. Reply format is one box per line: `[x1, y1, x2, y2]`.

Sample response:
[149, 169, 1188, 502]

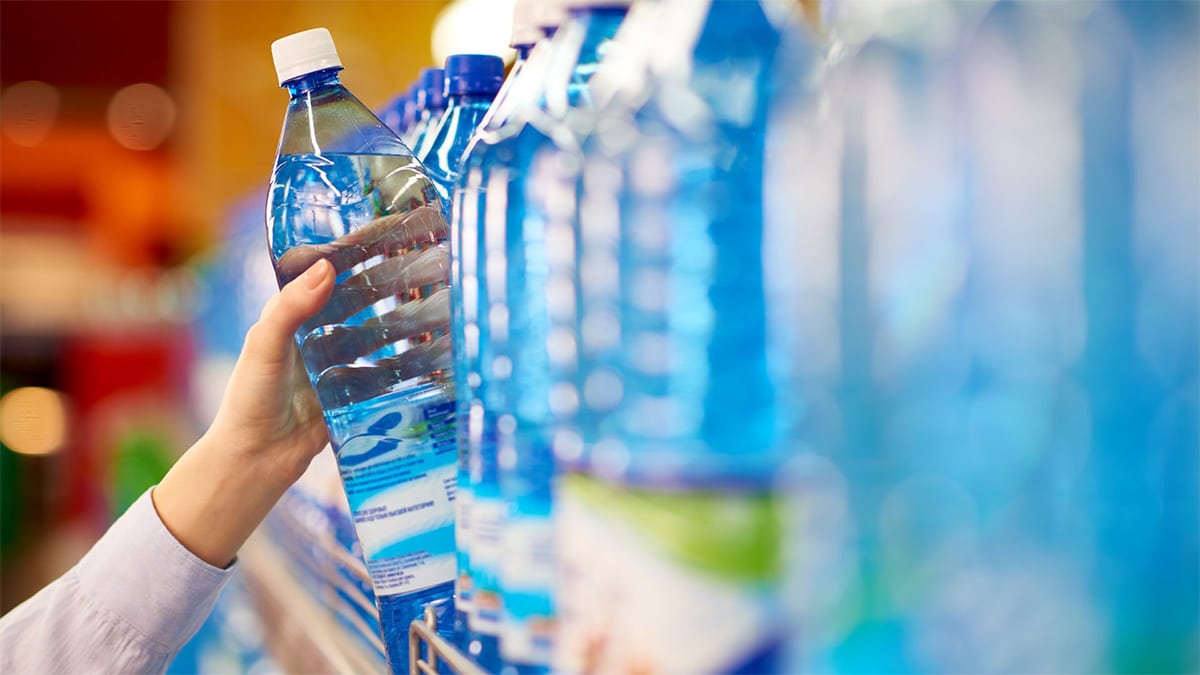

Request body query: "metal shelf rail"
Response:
[409, 608, 487, 675]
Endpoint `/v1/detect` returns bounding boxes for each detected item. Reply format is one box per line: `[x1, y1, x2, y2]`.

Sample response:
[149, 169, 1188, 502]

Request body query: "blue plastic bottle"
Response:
[414, 51, 502, 652]
[450, 0, 557, 656]
[420, 54, 505, 199]
[770, 2, 1199, 673]
[266, 28, 456, 672]
[463, 2, 631, 672]
[555, 2, 815, 672]
[379, 90, 409, 139]
[401, 84, 420, 143]
[410, 68, 447, 160]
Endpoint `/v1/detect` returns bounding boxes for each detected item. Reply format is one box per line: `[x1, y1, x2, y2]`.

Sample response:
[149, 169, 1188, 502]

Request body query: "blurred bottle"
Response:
[193, 190, 278, 423]
[401, 84, 420, 143]
[450, 0, 561, 656]
[1076, 5, 1197, 670]
[419, 54, 505, 198]
[469, 1, 633, 671]
[266, 28, 456, 671]
[473, 0, 546, 140]
[410, 68, 448, 160]
[427, 52, 504, 647]
[379, 90, 409, 139]
[775, 1, 1199, 672]
[555, 1, 816, 672]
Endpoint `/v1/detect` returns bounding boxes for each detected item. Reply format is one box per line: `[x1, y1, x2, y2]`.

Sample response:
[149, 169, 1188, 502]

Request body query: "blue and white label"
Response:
[455, 481, 475, 613]
[500, 513, 556, 666]
[332, 396, 457, 597]
[469, 492, 506, 634]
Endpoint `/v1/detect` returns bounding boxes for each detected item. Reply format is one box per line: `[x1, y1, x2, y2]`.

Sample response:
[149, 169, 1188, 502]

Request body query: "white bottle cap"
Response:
[271, 27, 343, 86]
[511, 0, 544, 46]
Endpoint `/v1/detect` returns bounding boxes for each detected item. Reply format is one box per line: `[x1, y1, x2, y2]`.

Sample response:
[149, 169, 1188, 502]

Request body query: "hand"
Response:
[154, 259, 335, 568]
[208, 257, 335, 482]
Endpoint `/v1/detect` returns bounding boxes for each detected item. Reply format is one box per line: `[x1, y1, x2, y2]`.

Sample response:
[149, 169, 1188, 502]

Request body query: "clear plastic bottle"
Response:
[419, 54, 505, 198]
[555, 2, 816, 672]
[266, 27, 456, 672]
[451, 1, 566, 667]
[448, 0, 547, 648]
[378, 88, 410, 140]
[410, 67, 447, 160]
[401, 84, 420, 143]
[464, 1, 632, 672]
[781, 2, 1200, 672]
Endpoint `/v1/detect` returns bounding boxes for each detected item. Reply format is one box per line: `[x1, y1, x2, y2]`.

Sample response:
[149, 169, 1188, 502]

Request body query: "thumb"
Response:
[243, 258, 335, 367]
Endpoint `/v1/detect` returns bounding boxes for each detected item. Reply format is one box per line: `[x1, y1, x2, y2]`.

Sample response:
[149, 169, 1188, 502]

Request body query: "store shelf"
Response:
[408, 608, 486, 675]
[240, 534, 387, 674]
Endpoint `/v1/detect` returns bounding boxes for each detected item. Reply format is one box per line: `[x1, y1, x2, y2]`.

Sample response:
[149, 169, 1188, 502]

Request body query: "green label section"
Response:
[561, 473, 785, 584]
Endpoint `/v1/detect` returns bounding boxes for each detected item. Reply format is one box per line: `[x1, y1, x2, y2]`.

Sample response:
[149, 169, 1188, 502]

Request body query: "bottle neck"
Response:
[545, 6, 628, 112]
[445, 91, 500, 109]
[571, 7, 629, 67]
[283, 67, 344, 96]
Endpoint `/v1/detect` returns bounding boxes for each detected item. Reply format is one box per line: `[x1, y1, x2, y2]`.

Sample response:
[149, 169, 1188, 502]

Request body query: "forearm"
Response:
[153, 433, 296, 568]
[0, 491, 234, 674]
[154, 260, 334, 569]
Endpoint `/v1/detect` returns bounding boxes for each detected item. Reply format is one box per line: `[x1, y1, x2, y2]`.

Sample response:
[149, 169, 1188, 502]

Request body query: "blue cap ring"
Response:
[443, 54, 505, 97]
[419, 67, 447, 110]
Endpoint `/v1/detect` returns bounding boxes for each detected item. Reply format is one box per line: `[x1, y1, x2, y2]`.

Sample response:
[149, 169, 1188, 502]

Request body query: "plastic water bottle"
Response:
[474, 0, 545, 138]
[1074, 5, 1197, 670]
[410, 68, 447, 160]
[266, 28, 456, 671]
[378, 90, 408, 140]
[558, 0, 660, 485]
[419, 54, 505, 199]
[401, 85, 420, 143]
[555, 2, 815, 672]
[416, 49, 503, 655]
[450, 0, 558, 655]
[771, 2, 1199, 672]
[460, 1, 631, 671]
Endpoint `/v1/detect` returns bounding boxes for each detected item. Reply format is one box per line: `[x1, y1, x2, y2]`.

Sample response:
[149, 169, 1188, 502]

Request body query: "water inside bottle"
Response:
[267, 150, 458, 666]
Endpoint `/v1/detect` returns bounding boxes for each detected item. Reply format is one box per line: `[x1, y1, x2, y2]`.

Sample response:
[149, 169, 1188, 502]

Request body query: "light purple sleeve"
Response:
[0, 488, 236, 674]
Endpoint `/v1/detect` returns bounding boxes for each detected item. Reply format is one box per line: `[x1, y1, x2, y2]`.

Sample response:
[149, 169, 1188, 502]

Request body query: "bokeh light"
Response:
[0, 80, 60, 147]
[106, 83, 176, 151]
[0, 387, 69, 456]
[431, 0, 516, 67]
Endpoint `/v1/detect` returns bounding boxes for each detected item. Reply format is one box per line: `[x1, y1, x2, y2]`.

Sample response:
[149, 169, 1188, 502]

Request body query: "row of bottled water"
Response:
[262, 0, 1198, 673]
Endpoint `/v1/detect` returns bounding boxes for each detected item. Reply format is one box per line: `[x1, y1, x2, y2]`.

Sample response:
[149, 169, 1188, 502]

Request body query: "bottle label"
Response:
[500, 513, 556, 666]
[554, 473, 787, 674]
[335, 397, 457, 597]
[468, 491, 506, 634]
[455, 482, 475, 613]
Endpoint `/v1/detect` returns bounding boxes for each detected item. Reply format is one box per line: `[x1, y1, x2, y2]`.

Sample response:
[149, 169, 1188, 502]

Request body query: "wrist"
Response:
[197, 429, 302, 495]
[153, 434, 295, 568]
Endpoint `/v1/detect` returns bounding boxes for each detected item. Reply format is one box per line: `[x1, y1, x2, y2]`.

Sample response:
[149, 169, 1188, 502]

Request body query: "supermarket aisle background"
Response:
[0, 0, 459, 615]
[0, 1, 1196, 673]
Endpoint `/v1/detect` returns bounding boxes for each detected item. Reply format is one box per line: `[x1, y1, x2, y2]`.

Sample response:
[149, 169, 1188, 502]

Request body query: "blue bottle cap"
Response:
[401, 89, 417, 130]
[405, 83, 420, 112]
[420, 67, 447, 111]
[443, 54, 505, 97]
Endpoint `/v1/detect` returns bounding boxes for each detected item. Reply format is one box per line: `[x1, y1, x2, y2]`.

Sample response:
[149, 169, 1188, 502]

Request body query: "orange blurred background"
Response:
[0, 0, 452, 614]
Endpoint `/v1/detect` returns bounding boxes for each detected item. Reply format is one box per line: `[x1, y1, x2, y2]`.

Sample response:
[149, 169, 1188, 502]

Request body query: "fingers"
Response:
[243, 259, 335, 368]
[297, 245, 450, 334]
[274, 205, 448, 282]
